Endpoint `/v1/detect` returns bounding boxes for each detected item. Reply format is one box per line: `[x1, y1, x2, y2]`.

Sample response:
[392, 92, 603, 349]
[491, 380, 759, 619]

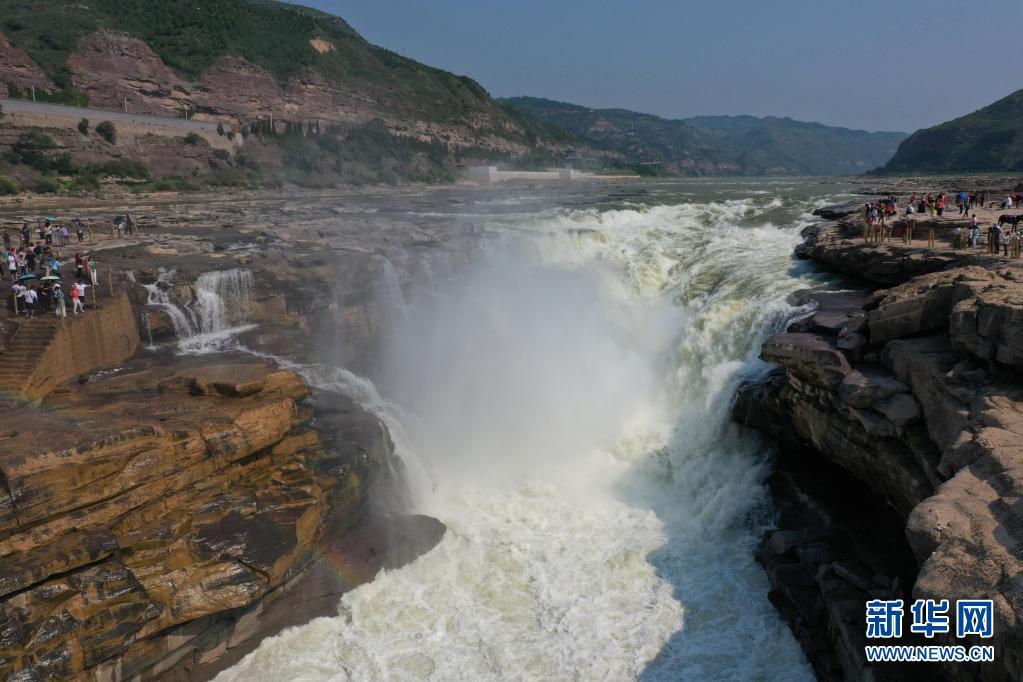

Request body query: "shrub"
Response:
[7, 83, 21, 99]
[212, 148, 230, 161]
[0, 175, 20, 195]
[183, 132, 202, 145]
[96, 120, 116, 144]
[216, 122, 225, 136]
[84, 158, 149, 179]
[77, 118, 89, 135]
[34, 175, 61, 194]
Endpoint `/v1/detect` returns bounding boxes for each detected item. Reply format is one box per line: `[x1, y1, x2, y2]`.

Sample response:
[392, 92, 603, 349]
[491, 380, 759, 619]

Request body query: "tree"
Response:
[77, 118, 89, 135]
[216, 122, 225, 136]
[183, 132, 202, 145]
[96, 120, 116, 144]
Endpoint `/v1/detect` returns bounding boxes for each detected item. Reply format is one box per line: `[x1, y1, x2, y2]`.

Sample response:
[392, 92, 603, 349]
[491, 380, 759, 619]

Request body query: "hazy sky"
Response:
[304, 0, 1023, 134]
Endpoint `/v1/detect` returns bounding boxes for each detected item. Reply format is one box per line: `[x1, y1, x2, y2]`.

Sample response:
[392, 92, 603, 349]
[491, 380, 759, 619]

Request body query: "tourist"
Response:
[970, 223, 980, 248]
[6, 250, 16, 281]
[61, 224, 70, 245]
[53, 284, 65, 318]
[75, 220, 85, 244]
[71, 282, 84, 315]
[1005, 194, 1014, 210]
[75, 253, 85, 279]
[1003, 229, 1012, 256]
[11, 281, 24, 315]
[936, 194, 946, 218]
[126, 214, 135, 236]
[88, 256, 99, 286]
[74, 280, 87, 312]
[26, 248, 35, 272]
[906, 201, 915, 216]
[952, 225, 962, 249]
[23, 285, 38, 318]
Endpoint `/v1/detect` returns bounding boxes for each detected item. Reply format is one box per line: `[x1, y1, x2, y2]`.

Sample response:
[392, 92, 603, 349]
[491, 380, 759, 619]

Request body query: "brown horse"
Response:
[998, 214, 1023, 228]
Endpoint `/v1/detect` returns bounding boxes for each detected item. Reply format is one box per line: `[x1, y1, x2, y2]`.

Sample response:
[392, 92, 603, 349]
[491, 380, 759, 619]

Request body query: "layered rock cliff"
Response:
[735, 213, 1023, 681]
[0, 359, 440, 680]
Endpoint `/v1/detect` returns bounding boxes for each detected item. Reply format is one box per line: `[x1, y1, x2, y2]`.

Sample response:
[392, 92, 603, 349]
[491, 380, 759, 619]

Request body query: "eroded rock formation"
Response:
[736, 211, 1023, 681]
[0, 359, 439, 680]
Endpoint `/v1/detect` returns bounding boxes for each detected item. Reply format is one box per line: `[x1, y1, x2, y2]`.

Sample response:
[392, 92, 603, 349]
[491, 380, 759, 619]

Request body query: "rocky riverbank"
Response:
[734, 197, 1023, 681]
[0, 357, 444, 680]
[0, 186, 489, 679]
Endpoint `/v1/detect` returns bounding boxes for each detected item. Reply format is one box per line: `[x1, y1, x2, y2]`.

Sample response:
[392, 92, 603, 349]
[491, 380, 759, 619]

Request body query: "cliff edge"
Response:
[0, 359, 443, 680]
[736, 211, 1023, 681]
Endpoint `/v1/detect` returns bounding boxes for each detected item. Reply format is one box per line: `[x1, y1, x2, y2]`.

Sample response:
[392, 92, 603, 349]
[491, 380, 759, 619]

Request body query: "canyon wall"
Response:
[736, 213, 1023, 681]
[0, 361, 439, 680]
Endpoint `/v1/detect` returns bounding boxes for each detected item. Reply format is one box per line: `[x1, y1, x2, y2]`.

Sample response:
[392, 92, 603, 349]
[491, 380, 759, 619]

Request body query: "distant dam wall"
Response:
[464, 166, 592, 182]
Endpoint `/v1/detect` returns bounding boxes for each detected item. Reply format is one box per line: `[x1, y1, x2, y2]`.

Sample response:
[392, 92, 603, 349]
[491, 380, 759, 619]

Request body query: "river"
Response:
[216, 178, 856, 681]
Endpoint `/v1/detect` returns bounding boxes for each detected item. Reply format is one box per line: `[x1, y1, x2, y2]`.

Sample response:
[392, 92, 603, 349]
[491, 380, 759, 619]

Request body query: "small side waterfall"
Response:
[137, 267, 256, 353]
[139, 269, 199, 339]
[194, 269, 255, 336]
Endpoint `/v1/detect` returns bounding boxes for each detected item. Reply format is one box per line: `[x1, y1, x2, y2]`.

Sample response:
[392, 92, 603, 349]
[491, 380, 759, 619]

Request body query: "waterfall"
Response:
[137, 267, 256, 353]
[217, 181, 846, 682]
[138, 269, 199, 339]
[194, 269, 255, 335]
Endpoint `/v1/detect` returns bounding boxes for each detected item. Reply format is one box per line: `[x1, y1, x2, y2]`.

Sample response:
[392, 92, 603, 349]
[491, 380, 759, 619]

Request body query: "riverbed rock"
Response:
[762, 333, 851, 389]
[0, 359, 441, 680]
[838, 367, 909, 408]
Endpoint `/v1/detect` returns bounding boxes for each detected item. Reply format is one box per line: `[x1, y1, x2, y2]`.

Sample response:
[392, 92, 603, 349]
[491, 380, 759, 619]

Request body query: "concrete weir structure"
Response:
[464, 165, 588, 182]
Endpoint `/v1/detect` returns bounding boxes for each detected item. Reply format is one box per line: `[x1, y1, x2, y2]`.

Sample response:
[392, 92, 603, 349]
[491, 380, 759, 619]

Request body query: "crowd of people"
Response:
[3, 217, 101, 319]
[862, 188, 1023, 258]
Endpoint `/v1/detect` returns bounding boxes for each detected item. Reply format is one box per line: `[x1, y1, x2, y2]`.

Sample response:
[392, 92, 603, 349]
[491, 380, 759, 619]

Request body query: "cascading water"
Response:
[218, 180, 851, 681]
[137, 267, 256, 353]
[137, 268, 198, 340]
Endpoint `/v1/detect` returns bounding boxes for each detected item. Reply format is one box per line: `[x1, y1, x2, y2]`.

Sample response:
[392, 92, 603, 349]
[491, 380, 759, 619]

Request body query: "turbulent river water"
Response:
[218, 178, 857, 681]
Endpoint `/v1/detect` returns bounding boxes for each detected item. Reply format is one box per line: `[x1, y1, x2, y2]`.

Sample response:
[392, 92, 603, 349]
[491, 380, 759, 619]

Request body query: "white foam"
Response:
[218, 188, 834, 681]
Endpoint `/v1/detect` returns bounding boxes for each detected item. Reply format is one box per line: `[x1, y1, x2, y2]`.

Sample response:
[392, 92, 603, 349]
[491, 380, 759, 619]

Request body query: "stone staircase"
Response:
[0, 317, 60, 397]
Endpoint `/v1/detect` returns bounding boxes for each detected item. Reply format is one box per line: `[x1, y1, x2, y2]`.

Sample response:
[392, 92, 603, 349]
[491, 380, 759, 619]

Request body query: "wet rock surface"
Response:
[736, 204, 1023, 681]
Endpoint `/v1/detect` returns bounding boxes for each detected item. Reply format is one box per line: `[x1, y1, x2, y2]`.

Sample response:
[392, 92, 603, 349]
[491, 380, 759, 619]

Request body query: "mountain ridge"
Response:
[501, 96, 908, 176]
[877, 88, 1023, 174]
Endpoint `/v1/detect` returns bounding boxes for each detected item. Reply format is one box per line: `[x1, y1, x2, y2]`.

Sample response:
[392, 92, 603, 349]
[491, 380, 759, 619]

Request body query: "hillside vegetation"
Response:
[0, 0, 585, 190]
[878, 88, 1023, 174]
[502, 97, 907, 176]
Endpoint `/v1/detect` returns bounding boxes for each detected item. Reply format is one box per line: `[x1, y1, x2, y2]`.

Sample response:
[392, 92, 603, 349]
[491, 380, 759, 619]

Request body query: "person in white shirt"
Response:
[23, 286, 38, 318]
[73, 281, 87, 313]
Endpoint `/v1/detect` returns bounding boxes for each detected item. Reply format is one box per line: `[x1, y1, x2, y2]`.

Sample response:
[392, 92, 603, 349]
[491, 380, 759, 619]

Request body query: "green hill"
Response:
[878, 89, 1023, 174]
[501, 96, 907, 176]
[0, 0, 583, 189]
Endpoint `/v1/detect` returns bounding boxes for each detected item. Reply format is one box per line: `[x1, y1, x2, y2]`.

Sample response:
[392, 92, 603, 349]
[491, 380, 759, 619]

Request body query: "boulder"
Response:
[762, 333, 851, 389]
[838, 367, 909, 408]
[873, 393, 921, 427]
[812, 201, 863, 220]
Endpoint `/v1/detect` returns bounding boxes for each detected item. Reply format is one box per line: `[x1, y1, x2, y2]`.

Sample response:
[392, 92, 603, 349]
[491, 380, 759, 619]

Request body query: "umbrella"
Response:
[43, 216, 57, 222]
[40, 275, 61, 281]
[18, 273, 38, 281]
